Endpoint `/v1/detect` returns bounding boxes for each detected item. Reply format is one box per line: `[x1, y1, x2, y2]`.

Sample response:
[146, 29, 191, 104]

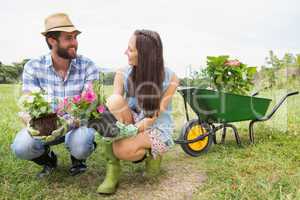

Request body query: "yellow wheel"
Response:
[180, 119, 212, 157]
[187, 124, 209, 151]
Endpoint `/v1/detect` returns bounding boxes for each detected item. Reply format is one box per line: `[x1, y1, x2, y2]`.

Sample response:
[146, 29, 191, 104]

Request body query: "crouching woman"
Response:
[95, 29, 179, 194]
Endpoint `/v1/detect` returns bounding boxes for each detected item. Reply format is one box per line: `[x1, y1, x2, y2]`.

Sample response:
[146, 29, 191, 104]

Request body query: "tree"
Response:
[0, 59, 28, 83]
[265, 50, 283, 69]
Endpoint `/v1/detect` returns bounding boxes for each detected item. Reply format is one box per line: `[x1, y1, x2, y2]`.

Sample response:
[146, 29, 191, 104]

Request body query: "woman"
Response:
[97, 30, 179, 194]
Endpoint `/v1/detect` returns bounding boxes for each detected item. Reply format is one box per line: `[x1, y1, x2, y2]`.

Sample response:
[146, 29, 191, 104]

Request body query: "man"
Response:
[11, 13, 100, 178]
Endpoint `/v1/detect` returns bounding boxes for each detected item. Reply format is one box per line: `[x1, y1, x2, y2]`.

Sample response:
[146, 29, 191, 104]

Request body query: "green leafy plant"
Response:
[203, 55, 257, 95]
[18, 89, 60, 137]
[18, 89, 53, 119]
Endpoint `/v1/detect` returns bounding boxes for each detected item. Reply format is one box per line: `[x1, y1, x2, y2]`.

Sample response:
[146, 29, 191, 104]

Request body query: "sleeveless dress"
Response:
[123, 66, 175, 158]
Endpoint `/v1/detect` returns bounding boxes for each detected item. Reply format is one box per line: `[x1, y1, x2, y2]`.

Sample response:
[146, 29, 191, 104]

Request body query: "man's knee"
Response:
[11, 129, 45, 160]
[70, 146, 93, 160]
[12, 143, 31, 160]
[66, 127, 95, 160]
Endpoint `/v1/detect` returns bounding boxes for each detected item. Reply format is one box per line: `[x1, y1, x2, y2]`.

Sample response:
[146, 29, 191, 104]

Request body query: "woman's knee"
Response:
[106, 94, 130, 116]
[106, 94, 126, 111]
[106, 94, 133, 123]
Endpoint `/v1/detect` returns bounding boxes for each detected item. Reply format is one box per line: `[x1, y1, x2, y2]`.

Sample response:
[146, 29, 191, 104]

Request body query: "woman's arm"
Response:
[113, 68, 125, 96]
[135, 73, 179, 133]
[159, 73, 180, 114]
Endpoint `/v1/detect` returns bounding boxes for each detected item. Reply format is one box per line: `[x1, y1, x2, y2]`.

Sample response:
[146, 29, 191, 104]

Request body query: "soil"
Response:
[30, 113, 58, 136]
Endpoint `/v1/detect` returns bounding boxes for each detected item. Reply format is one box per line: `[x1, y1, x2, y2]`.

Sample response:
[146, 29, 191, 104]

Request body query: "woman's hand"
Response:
[135, 112, 158, 132]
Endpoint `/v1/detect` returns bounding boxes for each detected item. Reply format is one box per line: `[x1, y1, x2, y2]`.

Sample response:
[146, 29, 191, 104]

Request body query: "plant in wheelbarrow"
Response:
[203, 55, 257, 95]
[176, 56, 258, 156]
[18, 89, 68, 142]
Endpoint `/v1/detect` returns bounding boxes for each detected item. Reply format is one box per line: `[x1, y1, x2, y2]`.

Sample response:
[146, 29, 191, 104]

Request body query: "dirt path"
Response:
[106, 146, 207, 200]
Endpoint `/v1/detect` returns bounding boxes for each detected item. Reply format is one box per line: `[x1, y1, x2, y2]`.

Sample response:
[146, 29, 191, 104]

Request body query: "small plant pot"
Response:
[30, 113, 58, 136]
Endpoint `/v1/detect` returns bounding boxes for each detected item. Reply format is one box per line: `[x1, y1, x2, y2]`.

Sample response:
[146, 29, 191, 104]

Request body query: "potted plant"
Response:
[19, 89, 58, 136]
[56, 80, 107, 127]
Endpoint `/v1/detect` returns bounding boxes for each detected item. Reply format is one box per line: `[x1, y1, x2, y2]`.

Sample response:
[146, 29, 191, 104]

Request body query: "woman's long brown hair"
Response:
[128, 30, 165, 117]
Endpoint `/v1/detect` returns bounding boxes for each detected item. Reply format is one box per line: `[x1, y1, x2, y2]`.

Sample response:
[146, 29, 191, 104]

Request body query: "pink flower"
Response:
[225, 60, 241, 67]
[63, 97, 69, 105]
[87, 82, 93, 91]
[55, 105, 64, 115]
[82, 90, 97, 103]
[82, 82, 97, 103]
[97, 105, 106, 113]
[72, 95, 81, 104]
[55, 97, 70, 115]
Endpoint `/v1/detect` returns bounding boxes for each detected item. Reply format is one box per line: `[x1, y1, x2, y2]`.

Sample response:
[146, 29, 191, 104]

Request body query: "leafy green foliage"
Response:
[179, 70, 211, 88]
[203, 55, 257, 95]
[19, 90, 53, 119]
[90, 79, 107, 119]
[0, 59, 28, 83]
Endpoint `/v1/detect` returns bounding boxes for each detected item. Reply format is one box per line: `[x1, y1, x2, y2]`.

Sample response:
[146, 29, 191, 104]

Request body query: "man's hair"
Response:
[45, 31, 61, 49]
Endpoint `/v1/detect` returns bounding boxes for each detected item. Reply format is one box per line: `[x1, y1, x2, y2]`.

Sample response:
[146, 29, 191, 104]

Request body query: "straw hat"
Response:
[41, 13, 81, 36]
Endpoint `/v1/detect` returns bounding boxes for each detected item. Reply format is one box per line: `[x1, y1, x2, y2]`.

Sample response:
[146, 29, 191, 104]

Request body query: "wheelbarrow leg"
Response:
[231, 125, 242, 147]
[211, 124, 217, 144]
[213, 124, 242, 146]
[224, 124, 242, 147]
[221, 126, 226, 144]
[249, 120, 256, 144]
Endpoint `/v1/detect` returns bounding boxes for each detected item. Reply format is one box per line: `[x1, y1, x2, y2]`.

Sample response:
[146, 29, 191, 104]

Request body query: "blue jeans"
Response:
[11, 126, 96, 160]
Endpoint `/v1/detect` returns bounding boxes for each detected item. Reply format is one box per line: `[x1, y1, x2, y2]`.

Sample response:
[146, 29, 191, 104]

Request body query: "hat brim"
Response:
[41, 26, 81, 36]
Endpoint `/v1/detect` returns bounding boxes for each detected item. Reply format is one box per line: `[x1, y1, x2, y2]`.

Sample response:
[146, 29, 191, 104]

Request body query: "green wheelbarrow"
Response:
[174, 87, 299, 157]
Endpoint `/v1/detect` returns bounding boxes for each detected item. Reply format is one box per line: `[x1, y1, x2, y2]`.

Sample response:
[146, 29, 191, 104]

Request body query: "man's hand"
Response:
[18, 112, 31, 125]
[27, 117, 69, 143]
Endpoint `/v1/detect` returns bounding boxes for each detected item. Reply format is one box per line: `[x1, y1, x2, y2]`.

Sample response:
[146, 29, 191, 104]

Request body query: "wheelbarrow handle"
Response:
[251, 91, 259, 96]
[249, 90, 299, 144]
[257, 91, 299, 121]
[287, 91, 299, 96]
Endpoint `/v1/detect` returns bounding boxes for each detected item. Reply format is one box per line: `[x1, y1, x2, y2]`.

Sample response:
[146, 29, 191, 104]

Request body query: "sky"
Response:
[0, 0, 299, 77]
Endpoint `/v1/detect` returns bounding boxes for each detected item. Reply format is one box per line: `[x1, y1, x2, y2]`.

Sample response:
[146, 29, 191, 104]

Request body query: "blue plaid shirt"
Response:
[22, 53, 100, 110]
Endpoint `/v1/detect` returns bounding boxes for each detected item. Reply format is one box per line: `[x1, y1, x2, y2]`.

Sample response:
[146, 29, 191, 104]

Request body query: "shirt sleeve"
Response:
[22, 60, 41, 93]
[162, 67, 175, 91]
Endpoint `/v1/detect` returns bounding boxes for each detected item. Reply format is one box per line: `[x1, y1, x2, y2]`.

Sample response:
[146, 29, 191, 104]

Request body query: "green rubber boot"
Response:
[97, 140, 121, 194]
[144, 155, 162, 178]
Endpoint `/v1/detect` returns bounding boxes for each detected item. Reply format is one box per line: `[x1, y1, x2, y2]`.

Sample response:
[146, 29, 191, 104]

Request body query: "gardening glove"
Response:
[28, 117, 69, 143]
[87, 106, 138, 140]
[102, 121, 138, 142]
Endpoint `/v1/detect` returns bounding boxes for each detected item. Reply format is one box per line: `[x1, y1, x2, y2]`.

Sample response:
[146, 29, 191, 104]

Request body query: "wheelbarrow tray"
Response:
[178, 87, 272, 123]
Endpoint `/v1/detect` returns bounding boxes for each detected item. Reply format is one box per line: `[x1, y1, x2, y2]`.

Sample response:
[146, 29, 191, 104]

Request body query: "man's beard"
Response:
[56, 45, 77, 59]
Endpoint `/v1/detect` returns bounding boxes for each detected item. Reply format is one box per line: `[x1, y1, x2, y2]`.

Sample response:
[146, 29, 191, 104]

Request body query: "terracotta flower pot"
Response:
[30, 113, 58, 136]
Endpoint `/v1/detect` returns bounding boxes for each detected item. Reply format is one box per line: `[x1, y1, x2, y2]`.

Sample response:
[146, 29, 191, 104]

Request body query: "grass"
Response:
[0, 83, 299, 200]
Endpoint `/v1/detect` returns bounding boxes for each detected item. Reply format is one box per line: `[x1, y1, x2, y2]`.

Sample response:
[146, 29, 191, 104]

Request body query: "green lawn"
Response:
[0, 84, 299, 200]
